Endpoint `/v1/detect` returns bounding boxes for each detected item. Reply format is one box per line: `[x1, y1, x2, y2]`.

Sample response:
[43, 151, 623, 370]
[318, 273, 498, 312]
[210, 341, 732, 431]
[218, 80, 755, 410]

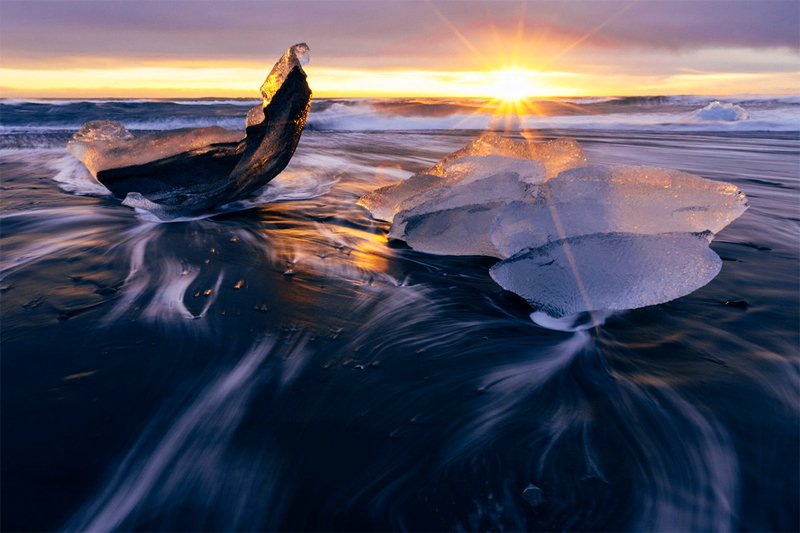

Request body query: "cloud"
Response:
[1, 0, 797, 70]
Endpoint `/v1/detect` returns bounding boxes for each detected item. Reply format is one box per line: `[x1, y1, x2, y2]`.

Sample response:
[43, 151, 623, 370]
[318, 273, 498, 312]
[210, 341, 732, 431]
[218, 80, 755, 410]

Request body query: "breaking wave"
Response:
[2, 96, 797, 133]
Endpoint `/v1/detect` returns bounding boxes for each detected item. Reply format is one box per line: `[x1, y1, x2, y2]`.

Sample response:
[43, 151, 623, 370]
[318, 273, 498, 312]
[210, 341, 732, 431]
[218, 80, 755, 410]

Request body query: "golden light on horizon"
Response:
[1, 0, 796, 102]
[1, 0, 798, 101]
[489, 69, 535, 103]
[1, 63, 795, 100]
[0, 64, 572, 99]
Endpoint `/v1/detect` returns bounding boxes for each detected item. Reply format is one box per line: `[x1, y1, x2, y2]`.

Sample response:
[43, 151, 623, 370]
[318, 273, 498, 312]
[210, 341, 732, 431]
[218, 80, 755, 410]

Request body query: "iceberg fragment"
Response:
[694, 101, 749, 121]
[356, 173, 444, 223]
[360, 133, 748, 320]
[398, 203, 505, 257]
[490, 165, 748, 257]
[389, 172, 530, 243]
[489, 232, 722, 318]
[427, 133, 587, 180]
[357, 132, 586, 223]
[67, 43, 312, 219]
[434, 155, 545, 185]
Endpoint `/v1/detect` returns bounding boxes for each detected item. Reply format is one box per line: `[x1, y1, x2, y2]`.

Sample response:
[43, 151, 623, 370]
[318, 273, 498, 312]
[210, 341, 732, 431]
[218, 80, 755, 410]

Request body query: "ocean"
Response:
[1, 96, 798, 531]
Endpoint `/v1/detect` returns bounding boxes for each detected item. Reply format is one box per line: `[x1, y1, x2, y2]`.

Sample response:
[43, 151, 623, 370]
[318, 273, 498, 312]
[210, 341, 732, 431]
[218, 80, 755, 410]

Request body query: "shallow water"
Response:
[1, 102, 799, 531]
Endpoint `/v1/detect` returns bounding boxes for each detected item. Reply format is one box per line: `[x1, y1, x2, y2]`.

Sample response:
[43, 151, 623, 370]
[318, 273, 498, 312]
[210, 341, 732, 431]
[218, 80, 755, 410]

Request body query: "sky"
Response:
[1, 0, 798, 98]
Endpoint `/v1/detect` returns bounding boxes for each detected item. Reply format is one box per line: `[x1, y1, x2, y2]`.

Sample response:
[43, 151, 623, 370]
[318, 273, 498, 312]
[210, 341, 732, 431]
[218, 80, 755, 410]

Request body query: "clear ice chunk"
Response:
[433, 155, 545, 185]
[361, 132, 749, 320]
[427, 133, 587, 179]
[357, 133, 585, 223]
[694, 101, 749, 121]
[246, 43, 310, 129]
[357, 173, 443, 222]
[389, 172, 529, 247]
[260, 43, 310, 107]
[489, 232, 723, 317]
[397, 202, 509, 257]
[245, 105, 265, 129]
[490, 165, 749, 257]
[67, 122, 243, 177]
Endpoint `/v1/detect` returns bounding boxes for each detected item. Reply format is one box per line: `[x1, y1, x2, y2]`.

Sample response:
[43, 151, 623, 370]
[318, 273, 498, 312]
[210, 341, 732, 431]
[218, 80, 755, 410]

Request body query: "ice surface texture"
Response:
[357, 133, 585, 223]
[490, 165, 748, 257]
[489, 232, 722, 318]
[358, 133, 748, 318]
[67, 43, 312, 220]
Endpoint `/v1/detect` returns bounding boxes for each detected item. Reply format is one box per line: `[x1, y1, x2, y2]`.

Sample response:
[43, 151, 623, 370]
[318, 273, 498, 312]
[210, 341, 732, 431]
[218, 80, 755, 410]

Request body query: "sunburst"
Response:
[428, 0, 636, 328]
[490, 68, 532, 103]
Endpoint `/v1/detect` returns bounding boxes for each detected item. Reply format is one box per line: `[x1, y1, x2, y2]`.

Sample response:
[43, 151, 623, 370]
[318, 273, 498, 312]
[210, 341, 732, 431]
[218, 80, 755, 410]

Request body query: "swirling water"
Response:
[1, 99, 798, 531]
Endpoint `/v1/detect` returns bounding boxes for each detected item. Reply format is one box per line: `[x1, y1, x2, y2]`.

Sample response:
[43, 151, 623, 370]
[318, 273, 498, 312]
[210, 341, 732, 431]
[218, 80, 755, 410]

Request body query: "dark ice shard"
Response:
[67, 43, 312, 219]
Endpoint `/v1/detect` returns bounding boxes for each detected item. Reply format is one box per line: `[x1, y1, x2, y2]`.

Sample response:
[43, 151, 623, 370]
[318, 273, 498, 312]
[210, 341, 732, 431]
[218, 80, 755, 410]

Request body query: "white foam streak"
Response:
[65, 335, 309, 532]
[126, 172, 339, 224]
[621, 380, 739, 531]
[445, 331, 592, 463]
[97, 223, 227, 326]
[101, 224, 158, 324]
[0, 209, 123, 281]
[196, 271, 225, 319]
[140, 262, 200, 321]
[229, 170, 340, 207]
[48, 155, 112, 196]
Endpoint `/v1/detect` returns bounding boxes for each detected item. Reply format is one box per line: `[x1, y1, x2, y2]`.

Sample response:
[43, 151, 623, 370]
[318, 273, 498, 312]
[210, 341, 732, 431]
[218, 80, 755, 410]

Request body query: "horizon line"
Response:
[2, 91, 796, 100]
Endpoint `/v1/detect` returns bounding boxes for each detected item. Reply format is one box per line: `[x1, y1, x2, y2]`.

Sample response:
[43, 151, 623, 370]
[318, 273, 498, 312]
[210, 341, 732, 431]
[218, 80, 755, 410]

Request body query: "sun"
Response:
[489, 68, 532, 102]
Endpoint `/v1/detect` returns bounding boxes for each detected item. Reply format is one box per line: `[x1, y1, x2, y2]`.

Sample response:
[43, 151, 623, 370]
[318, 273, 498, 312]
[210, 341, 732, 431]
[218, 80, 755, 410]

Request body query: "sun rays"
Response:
[428, 0, 637, 328]
[426, 0, 638, 133]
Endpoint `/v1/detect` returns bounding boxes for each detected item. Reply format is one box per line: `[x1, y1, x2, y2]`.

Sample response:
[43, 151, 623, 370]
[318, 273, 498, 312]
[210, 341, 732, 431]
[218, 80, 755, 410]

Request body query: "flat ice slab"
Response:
[489, 232, 722, 318]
